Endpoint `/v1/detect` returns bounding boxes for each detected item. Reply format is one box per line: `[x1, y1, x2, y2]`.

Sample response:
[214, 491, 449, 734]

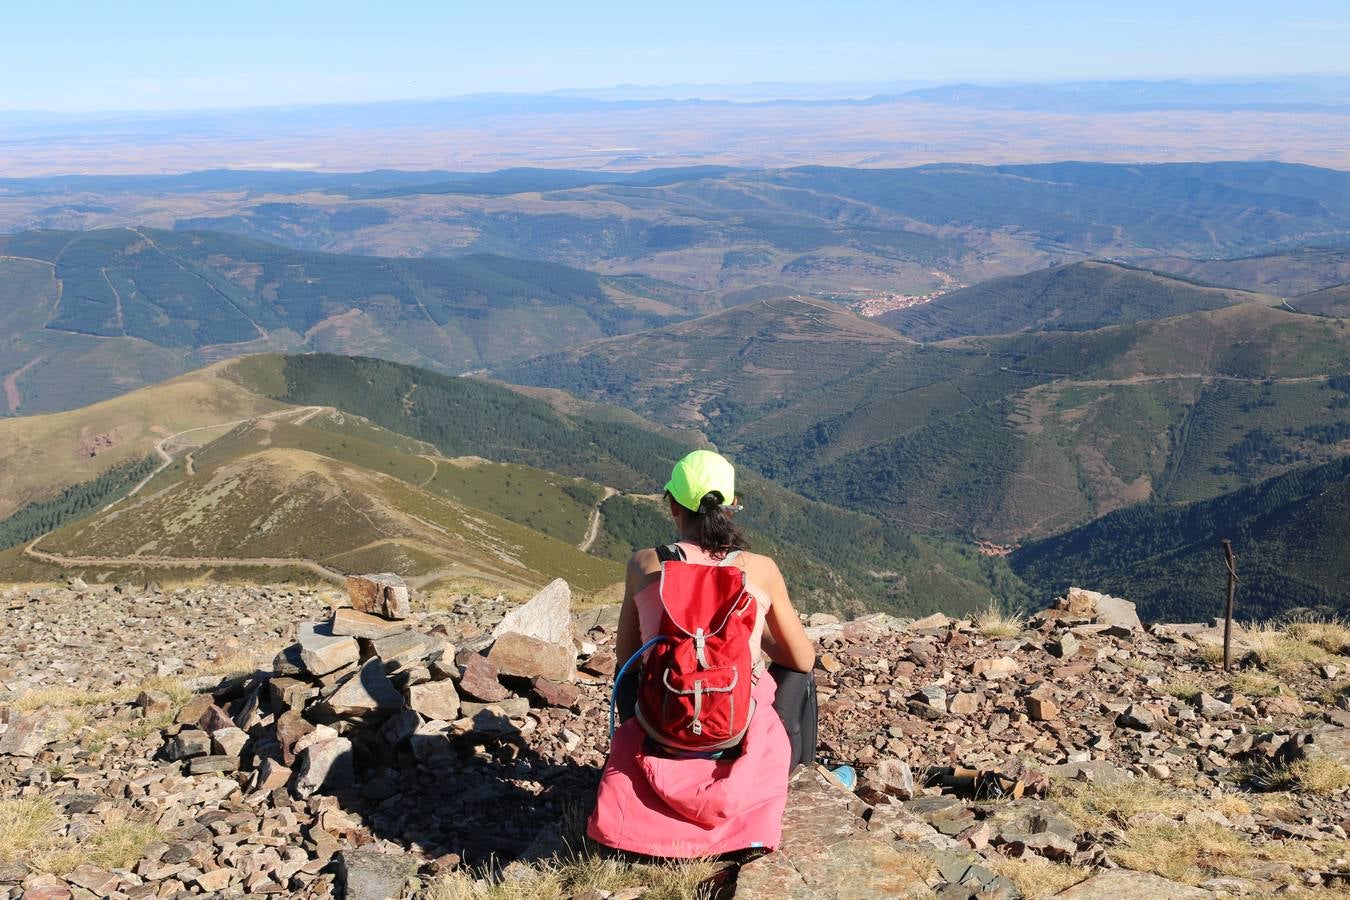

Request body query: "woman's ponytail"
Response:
[670, 489, 749, 558]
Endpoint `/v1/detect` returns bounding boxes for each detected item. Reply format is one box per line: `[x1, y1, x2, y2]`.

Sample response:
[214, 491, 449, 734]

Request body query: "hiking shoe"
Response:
[829, 764, 857, 791]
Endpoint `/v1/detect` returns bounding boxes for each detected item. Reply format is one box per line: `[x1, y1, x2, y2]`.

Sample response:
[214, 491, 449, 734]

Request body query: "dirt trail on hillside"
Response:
[3, 355, 45, 413]
[1000, 368, 1329, 386]
[22, 540, 345, 583]
[578, 486, 619, 552]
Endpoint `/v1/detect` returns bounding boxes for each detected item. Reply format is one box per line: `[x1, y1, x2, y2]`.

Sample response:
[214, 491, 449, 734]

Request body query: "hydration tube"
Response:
[608, 635, 668, 738]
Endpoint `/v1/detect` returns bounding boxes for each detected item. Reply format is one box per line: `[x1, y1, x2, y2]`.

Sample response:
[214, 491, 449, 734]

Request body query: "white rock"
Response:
[491, 578, 574, 650]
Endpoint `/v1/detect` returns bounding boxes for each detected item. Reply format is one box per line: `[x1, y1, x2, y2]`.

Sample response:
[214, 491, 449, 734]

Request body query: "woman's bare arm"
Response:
[755, 556, 816, 672]
[615, 549, 655, 668]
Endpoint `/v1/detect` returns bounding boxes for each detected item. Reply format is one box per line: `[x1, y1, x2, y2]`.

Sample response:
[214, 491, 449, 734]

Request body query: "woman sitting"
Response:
[587, 450, 820, 858]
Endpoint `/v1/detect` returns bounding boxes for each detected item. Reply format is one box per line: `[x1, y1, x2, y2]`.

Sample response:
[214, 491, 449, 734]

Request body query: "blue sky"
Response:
[3, 0, 1348, 112]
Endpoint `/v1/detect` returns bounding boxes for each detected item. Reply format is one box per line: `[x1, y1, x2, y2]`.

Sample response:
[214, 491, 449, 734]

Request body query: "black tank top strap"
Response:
[654, 543, 686, 563]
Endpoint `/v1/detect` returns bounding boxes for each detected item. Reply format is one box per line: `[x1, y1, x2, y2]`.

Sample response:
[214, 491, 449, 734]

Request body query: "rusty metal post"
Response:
[1221, 539, 1237, 673]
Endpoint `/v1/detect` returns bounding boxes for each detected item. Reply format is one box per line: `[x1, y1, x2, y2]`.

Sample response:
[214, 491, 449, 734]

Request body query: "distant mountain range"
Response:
[1, 159, 1346, 621]
[5, 161, 1349, 311]
[6, 78, 1348, 130]
[1140, 245, 1350, 297]
[7, 78, 1349, 175]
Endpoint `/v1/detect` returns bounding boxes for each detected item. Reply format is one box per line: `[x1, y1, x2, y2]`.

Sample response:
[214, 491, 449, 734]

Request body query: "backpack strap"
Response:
[654, 544, 686, 563]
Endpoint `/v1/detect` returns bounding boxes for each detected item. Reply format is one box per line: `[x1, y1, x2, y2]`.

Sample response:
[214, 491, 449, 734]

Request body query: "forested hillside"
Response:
[878, 261, 1268, 339]
[0, 228, 693, 415]
[232, 353, 1023, 614]
[503, 299, 1350, 543]
[1140, 244, 1350, 295]
[1011, 457, 1350, 621]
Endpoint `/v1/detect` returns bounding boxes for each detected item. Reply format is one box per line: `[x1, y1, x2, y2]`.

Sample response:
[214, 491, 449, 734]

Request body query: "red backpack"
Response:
[634, 544, 758, 752]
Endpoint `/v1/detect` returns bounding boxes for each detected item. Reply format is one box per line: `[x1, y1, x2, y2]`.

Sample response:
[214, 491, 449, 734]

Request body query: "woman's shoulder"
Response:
[735, 549, 783, 580]
[627, 546, 662, 575]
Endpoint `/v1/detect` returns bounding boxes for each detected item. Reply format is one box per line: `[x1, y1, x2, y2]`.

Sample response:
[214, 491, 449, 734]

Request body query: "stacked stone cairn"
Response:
[153, 574, 587, 892]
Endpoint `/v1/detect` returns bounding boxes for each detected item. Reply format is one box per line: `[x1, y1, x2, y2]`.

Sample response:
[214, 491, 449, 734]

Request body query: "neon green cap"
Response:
[664, 449, 736, 512]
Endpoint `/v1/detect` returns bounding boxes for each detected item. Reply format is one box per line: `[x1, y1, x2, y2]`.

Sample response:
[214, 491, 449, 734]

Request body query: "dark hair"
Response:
[667, 489, 750, 559]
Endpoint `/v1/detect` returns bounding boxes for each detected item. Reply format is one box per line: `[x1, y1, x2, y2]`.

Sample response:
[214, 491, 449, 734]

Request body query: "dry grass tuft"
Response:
[421, 581, 532, 612]
[1290, 759, 1350, 796]
[1197, 642, 1225, 666]
[1163, 680, 1202, 703]
[197, 649, 272, 678]
[0, 798, 162, 875]
[972, 599, 1026, 638]
[0, 798, 66, 864]
[1112, 822, 1248, 885]
[14, 686, 123, 712]
[1052, 775, 1189, 831]
[1285, 620, 1350, 657]
[986, 856, 1090, 898]
[1052, 777, 1263, 885]
[1243, 625, 1330, 674]
[420, 853, 722, 900]
[1230, 672, 1281, 698]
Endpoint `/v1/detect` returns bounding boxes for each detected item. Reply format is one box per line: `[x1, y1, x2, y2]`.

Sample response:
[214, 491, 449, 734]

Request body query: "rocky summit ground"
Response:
[2, 578, 1350, 899]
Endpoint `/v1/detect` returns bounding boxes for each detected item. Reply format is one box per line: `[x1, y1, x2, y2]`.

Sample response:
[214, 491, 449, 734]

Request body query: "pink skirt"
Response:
[587, 672, 791, 858]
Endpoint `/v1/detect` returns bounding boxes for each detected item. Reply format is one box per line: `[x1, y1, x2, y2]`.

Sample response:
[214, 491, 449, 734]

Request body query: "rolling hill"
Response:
[502, 298, 1350, 543]
[1011, 456, 1350, 622]
[1295, 283, 1350, 318]
[1138, 245, 1350, 296]
[0, 354, 1023, 616]
[877, 261, 1272, 340]
[0, 228, 697, 415]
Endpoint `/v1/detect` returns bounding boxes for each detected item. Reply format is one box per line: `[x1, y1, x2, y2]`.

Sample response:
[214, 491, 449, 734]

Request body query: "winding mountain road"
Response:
[578, 486, 619, 552]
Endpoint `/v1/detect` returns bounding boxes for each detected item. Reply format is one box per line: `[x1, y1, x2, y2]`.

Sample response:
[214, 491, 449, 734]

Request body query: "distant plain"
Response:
[3, 99, 1350, 177]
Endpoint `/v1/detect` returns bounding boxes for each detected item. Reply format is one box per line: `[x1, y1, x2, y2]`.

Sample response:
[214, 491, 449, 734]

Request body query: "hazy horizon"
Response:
[4, 0, 1350, 113]
[4, 74, 1350, 119]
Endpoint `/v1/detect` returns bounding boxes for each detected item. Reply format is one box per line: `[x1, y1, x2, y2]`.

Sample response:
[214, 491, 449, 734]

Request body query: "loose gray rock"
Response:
[339, 848, 419, 900]
[297, 622, 359, 676]
[321, 658, 404, 717]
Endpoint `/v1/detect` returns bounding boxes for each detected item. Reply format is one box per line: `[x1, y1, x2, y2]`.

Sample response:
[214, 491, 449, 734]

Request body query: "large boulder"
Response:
[339, 849, 419, 900]
[406, 680, 461, 721]
[736, 768, 931, 898]
[331, 608, 410, 640]
[0, 711, 71, 757]
[293, 727, 354, 797]
[491, 578, 574, 650]
[1063, 587, 1142, 631]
